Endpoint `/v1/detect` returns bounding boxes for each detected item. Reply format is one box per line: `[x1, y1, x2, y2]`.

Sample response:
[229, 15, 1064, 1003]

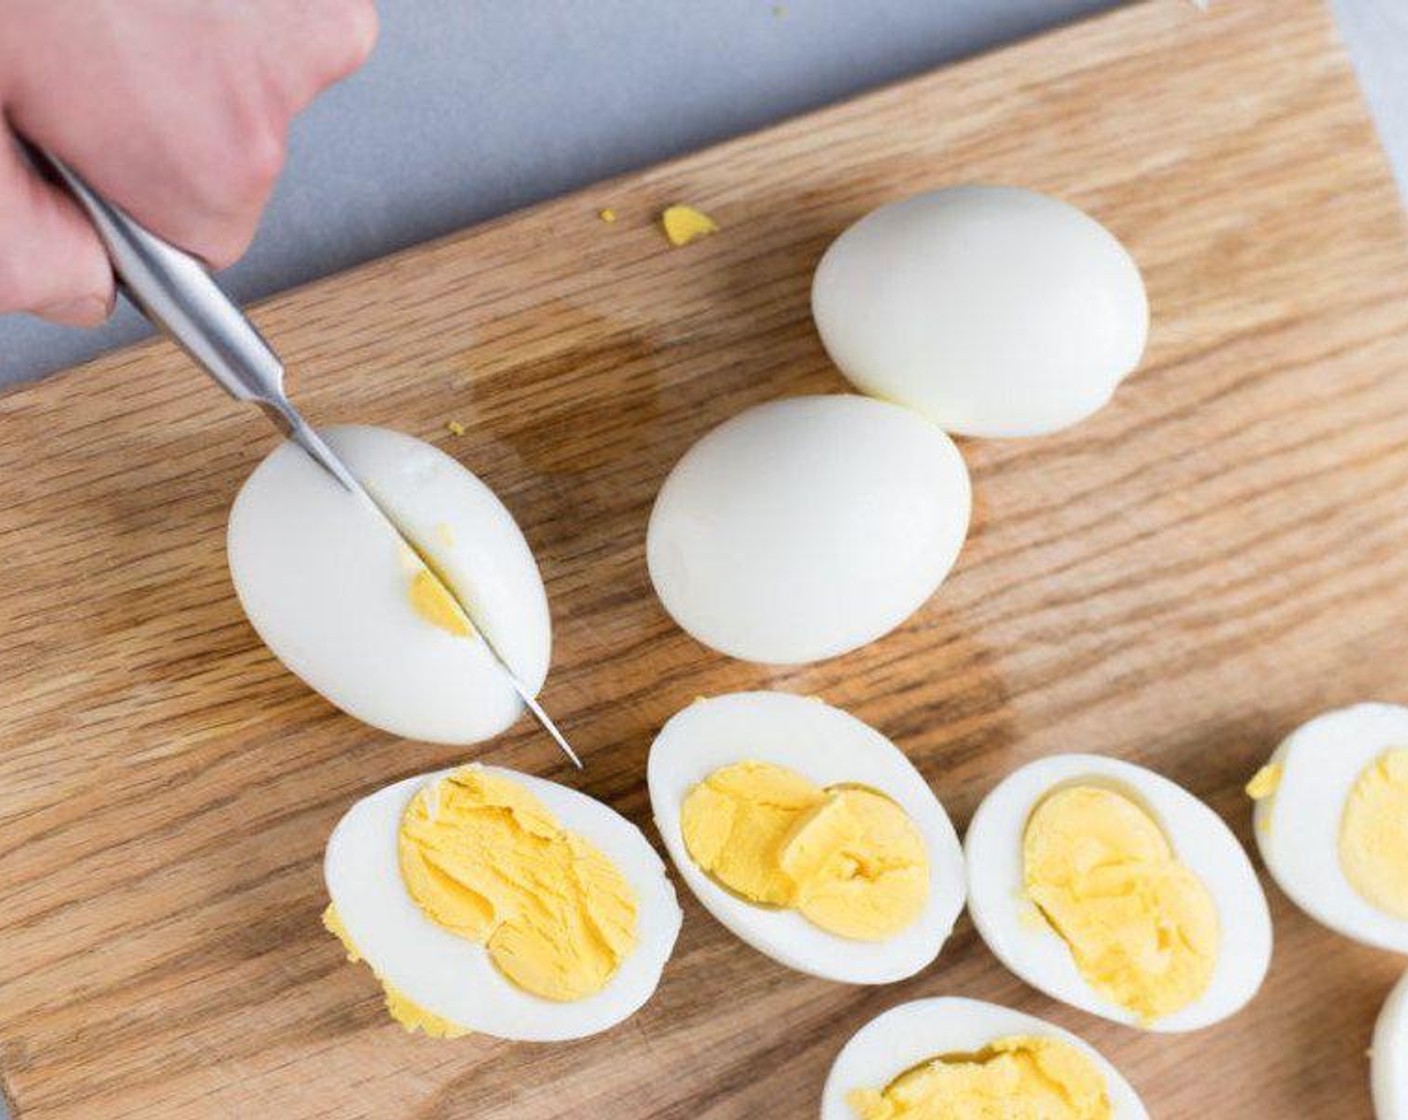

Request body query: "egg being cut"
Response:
[812, 185, 1149, 438]
[821, 997, 1149, 1120]
[965, 753, 1271, 1032]
[324, 763, 681, 1040]
[648, 691, 966, 984]
[1374, 971, 1408, 1119]
[646, 395, 970, 665]
[1248, 703, 1408, 953]
[227, 424, 550, 745]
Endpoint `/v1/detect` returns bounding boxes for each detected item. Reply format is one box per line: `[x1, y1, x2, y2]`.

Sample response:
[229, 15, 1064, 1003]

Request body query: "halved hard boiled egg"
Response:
[966, 753, 1271, 1031]
[227, 425, 550, 744]
[324, 763, 681, 1040]
[647, 691, 966, 983]
[646, 395, 970, 665]
[821, 997, 1149, 1120]
[1248, 703, 1408, 953]
[812, 185, 1149, 438]
[1374, 971, 1408, 1119]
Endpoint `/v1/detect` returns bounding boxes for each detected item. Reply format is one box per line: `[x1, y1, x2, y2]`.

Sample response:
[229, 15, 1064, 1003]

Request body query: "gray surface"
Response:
[1, 1, 1402, 386]
[0, 1, 1404, 1111]
[0, 1, 1161, 382]
[2, 2, 1403, 387]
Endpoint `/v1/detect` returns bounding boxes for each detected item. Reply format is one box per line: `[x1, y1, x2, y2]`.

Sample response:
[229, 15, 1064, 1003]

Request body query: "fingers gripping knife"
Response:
[33, 147, 582, 768]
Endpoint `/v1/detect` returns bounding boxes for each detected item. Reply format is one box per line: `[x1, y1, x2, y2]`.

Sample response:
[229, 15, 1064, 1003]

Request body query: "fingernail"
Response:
[35, 296, 110, 328]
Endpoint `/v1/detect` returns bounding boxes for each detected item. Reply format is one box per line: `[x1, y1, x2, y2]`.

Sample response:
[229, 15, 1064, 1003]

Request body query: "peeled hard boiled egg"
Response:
[812, 185, 1149, 438]
[324, 763, 681, 1041]
[1374, 971, 1408, 1119]
[646, 395, 970, 664]
[227, 425, 550, 744]
[965, 753, 1272, 1031]
[1248, 703, 1408, 953]
[821, 997, 1149, 1120]
[647, 691, 966, 984]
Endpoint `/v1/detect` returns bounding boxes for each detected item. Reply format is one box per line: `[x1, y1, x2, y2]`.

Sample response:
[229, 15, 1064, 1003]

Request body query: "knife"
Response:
[29, 145, 581, 769]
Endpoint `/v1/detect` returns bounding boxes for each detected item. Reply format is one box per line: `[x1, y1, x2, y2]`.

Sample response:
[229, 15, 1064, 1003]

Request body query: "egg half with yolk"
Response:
[324, 763, 681, 1040]
[820, 997, 1149, 1120]
[647, 691, 966, 983]
[227, 425, 550, 745]
[1248, 703, 1408, 953]
[965, 753, 1271, 1031]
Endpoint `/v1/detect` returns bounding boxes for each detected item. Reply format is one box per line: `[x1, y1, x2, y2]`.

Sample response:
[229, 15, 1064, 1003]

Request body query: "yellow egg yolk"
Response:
[322, 904, 469, 1038]
[1023, 785, 1218, 1023]
[659, 204, 719, 246]
[680, 761, 929, 940]
[398, 767, 638, 1002]
[846, 1035, 1112, 1120]
[1339, 748, 1408, 920]
[1245, 763, 1282, 801]
[408, 567, 474, 638]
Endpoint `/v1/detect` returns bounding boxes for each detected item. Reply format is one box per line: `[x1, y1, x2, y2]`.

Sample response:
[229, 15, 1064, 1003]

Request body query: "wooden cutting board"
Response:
[3, 0, 1407, 1116]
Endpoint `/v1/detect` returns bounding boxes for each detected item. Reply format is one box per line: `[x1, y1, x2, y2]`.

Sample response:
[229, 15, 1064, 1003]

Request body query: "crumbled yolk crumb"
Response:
[598, 208, 617, 223]
[399, 767, 639, 1002]
[1340, 748, 1408, 919]
[847, 1035, 1111, 1120]
[659, 204, 719, 247]
[681, 760, 928, 940]
[1023, 785, 1219, 1023]
[445, 419, 466, 436]
[322, 905, 469, 1039]
[1245, 763, 1282, 800]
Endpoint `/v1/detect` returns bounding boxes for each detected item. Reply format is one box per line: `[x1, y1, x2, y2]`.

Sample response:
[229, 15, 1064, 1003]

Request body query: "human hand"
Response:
[0, 0, 377, 327]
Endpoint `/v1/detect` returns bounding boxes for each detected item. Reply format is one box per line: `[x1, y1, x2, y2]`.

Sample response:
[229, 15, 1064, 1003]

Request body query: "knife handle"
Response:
[26, 143, 290, 415]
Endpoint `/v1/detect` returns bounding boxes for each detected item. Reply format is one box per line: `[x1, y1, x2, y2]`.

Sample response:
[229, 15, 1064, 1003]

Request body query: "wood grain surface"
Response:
[2, 0, 1407, 1116]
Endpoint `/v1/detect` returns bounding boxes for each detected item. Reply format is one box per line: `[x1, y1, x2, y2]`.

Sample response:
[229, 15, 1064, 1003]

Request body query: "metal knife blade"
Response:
[33, 145, 582, 769]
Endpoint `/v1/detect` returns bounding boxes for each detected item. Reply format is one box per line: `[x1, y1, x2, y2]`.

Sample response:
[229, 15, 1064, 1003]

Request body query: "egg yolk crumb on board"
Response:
[659, 204, 719, 246]
[847, 1035, 1111, 1120]
[322, 905, 469, 1038]
[681, 760, 928, 940]
[1339, 748, 1408, 919]
[1023, 786, 1218, 1023]
[396, 768, 639, 1002]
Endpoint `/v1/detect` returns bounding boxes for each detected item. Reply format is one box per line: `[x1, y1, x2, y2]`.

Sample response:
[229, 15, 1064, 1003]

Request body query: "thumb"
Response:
[0, 134, 114, 327]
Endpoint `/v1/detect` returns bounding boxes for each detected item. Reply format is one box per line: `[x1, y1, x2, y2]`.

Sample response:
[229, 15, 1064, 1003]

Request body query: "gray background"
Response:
[0, 1, 1404, 1115]
[0, 0, 1404, 388]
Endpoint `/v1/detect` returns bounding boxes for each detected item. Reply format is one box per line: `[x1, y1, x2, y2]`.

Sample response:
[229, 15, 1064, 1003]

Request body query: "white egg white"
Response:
[820, 997, 1149, 1120]
[646, 395, 971, 665]
[324, 764, 682, 1041]
[1374, 971, 1408, 1119]
[227, 425, 550, 744]
[647, 691, 967, 984]
[965, 753, 1272, 1032]
[811, 185, 1149, 438]
[1252, 704, 1408, 954]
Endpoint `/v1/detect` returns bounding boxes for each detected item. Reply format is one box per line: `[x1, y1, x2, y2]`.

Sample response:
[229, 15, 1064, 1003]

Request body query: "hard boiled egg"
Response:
[821, 997, 1149, 1120]
[1374, 971, 1408, 1119]
[647, 691, 966, 983]
[812, 185, 1149, 438]
[646, 395, 970, 664]
[227, 425, 550, 744]
[324, 763, 681, 1040]
[1248, 703, 1408, 953]
[966, 753, 1272, 1031]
